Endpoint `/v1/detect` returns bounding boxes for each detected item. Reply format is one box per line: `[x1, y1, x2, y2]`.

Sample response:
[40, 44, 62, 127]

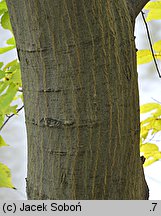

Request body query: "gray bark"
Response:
[127, 0, 150, 17]
[6, 0, 149, 199]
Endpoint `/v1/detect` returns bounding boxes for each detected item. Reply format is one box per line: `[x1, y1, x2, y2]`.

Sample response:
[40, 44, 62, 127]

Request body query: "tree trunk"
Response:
[6, 0, 149, 199]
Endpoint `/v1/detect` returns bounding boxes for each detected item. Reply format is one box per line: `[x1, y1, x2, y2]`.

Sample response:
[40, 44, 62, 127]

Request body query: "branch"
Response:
[0, 105, 24, 131]
[141, 11, 161, 78]
[127, 0, 150, 18]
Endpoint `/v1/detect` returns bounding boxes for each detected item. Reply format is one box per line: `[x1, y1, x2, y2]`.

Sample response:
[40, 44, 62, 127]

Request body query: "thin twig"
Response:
[141, 11, 161, 78]
[0, 105, 24, 131]
[151, 97, 161, 104]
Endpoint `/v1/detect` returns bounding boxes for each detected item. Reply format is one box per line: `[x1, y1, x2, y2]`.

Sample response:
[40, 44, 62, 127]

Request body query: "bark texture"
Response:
[127, 0, 150, 17]
[6, 0, 149, 199]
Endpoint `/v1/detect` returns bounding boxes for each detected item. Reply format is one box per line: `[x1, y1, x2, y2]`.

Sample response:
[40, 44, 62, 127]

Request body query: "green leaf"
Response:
[5, 104, 18, 115]
[153, 109, 161, 118]
[0, 83, 18, 114]
[140, 103, 161, 113]
[137, 50, 153, 64]
[152, 40, 161, 61]
[3, 59, 18, 71]
[0, 82, 8, 95]
[0, 62, 4, 69]
[6, 37, 15, 46]
[141, 117, 155, 126]
[0, 0, 8, 15]
[146, 9, 161, 22]
[0, 162, 15, 189]
[0, 45, 15, 54]
[140, 143, 159, 153]
[144, 1, 161, 22]
[153, 119, 161, 131]
[151, 128, 159, 135]
[0, 0, 7, 11]
[11, 68, 22, 86]
[144, 158, 158, 167]
[143, 151, 161, 167]
[153, 40, 161, 52]
[0, 135, 8, 147]
[0, 114, 4, 128]
[153, 151, 161, 159]
[2, 60, 21, 86]
[140, 125, 150, 140]
[145, 1, 161, 10]
[0, 70, 5, 79]
[1, 12, 12, 32]
[155, 53, 161, 61]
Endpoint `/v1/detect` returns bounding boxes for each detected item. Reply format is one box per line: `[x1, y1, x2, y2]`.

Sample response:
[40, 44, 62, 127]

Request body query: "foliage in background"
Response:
[0, 0, 22, 189]
[137, 0, 161, 64]
[140, 103, 161, 166]
[138, 0, 161, 167]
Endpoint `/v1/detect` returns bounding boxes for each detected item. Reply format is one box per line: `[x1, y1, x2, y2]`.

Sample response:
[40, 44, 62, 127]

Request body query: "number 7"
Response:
[152, 203, 157, 211]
